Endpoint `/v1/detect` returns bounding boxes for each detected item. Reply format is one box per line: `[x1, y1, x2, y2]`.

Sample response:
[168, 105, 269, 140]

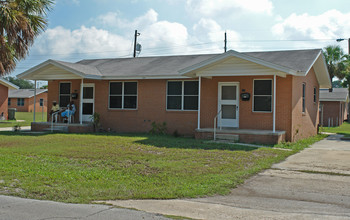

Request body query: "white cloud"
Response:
[34, 26, 131, 57]
[186, 0, 273, 16]
[272, 9, 350, 40]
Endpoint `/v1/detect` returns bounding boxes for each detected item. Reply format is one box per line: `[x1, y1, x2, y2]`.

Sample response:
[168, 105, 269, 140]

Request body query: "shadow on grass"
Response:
[0, 131, 258, 152]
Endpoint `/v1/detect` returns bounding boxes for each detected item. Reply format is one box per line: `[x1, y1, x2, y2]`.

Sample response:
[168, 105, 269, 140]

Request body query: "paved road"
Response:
[0, 126, 31, 131]
[108, 134, 350, 219]
[0, 195, 169, 220]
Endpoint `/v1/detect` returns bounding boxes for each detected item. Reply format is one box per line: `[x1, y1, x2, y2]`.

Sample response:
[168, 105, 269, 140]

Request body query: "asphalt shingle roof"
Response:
[72, 49, 321, 77]
[320, 88, 349, 102]
[9, 89, 47, 98]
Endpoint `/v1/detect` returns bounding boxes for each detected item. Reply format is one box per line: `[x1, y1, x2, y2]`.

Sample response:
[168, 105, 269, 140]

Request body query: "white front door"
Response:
[82, 84, 94, 122]
[218, 82, 239, 128]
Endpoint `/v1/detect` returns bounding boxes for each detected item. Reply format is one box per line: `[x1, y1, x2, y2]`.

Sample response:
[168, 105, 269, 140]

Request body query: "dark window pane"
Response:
[168, 82, 182, 95]
[222, 86, 237, 100]
[184, 96, 198, 110]
[124, 96, 137, 109]
[83, 87, 93, 99]
[109, 96, 122, 108]
[110, 82, 122, 95]
[40, 99, 44, 106]
[167, 96, 181, 109]
[83, 103, 94, 115]
[254, 80, 272, 95]
[60, 95, 70, 107]
[184, 81, 198, 95]
[254, 96, 271, 111]
[222, 105, 236, 119]
[124, 82, 137, 95]
[60, 83, 71, 95]
[8, 98, 11, 106]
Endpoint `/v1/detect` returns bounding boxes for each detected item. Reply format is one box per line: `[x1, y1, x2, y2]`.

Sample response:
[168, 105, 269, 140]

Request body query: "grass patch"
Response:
[0, 132, 321, 203]
[0, 112, 46, 128]
[273, 134, 327, 152]
[321, 122, 350, 137]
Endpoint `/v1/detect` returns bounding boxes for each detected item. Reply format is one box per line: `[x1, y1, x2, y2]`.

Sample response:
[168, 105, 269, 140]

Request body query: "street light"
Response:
[336, 38, 350, 54]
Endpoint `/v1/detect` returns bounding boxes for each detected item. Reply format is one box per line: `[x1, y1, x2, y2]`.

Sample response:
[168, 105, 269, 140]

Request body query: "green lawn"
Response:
[321, 121, 350, 136]
[0, 112, 47, 128]
[0, 132, 324, 203]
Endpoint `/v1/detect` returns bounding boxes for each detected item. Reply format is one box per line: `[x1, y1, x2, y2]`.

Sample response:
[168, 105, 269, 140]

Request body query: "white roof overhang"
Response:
[179, 50, 299, 78]
[307, 51, 332, 88]
[17, 60, 101, 81]
[0, 78, 19, 90]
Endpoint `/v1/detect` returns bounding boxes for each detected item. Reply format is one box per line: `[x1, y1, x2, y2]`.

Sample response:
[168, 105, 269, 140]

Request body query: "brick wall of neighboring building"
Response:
[8, 92, 48, 112]
[0, 84, 8, 119]
[291, 68, 320, 142]
[320, 101, 347, 127]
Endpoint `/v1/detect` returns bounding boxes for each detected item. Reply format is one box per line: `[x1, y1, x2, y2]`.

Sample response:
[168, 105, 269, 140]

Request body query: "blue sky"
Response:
[11, 0, 350, 78]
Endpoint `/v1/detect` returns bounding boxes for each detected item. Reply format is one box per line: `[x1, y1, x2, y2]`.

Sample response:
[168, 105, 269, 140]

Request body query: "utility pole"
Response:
[133, 30, 141, 58]
[224, 31, 227, 53]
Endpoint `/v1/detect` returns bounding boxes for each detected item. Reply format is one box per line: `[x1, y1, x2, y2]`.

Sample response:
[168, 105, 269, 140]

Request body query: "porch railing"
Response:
[213, 109, 222, 141]
[51, 112, 59, 132]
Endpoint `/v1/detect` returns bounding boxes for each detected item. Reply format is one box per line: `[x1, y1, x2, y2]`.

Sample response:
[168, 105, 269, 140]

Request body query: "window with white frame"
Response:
[253, 79, 272, 112]
[302, 83, 306, 113]
[40, 98, 44, 107]
[313, 87, 317, 103]
[109, 82, 137, 109]
[167, 81, 198, 110]
[59, 82, 71, 107]
[17, 98, 24, 106]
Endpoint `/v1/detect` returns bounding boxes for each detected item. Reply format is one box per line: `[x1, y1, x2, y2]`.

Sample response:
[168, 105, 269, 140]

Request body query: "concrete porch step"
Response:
[215, 134, 239, 141]
[43, 125, 68, 133]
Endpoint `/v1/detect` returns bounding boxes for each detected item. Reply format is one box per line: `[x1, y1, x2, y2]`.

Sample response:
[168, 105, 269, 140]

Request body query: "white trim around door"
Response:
[217, 82, 239, 128]
[82, 83, 95, 122]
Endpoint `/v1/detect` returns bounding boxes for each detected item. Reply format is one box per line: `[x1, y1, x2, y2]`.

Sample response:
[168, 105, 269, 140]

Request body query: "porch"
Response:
[195, 128, 286, 145]
[31, 122, 94, 133]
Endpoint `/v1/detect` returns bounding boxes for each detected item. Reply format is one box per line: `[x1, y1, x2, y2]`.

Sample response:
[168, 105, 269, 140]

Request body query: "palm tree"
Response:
[0, 0, 54, 76]
[323, 45, 347, 82]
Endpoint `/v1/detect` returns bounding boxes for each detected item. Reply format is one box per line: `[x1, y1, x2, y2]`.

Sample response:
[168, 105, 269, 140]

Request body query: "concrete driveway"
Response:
[107, 134, 350, 219]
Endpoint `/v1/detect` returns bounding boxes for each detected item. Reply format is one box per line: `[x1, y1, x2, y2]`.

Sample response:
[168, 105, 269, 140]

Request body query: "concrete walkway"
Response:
[0, 195, 170, 220]
[0, 126, 31, 131]
[106, 134, 350, 219]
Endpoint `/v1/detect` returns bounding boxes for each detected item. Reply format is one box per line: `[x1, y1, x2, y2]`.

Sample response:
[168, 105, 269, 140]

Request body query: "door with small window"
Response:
[82, 84, 94, 122]
[218, 82, 239, 128]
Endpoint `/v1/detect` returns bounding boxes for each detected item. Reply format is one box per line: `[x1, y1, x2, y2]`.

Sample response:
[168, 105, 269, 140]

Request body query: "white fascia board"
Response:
[18, 60, 101, 80]
[179, 50, 298, 77]
[101, 75, 192, 80]
[0, 79, 19, 90]
[320, 98, 348, 102]
[195, 71, 287, 78]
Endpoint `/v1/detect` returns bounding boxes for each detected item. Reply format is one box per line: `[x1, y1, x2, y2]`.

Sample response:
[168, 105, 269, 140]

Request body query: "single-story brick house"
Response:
[0, 78, 19, 120]
[18, 49, 331, 144]
[8, 89, 48, 113]
[319, 88, 349, 127]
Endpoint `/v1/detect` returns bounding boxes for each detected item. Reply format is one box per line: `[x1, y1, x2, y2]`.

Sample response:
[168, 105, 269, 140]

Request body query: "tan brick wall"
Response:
[320, 101, 347, 127]
[46, 72, 319, 142]
[8, 92, 47, 113]
[291, 68, 319, 141]
[8, 97, 28, 112]
[0, 84, 8, 119]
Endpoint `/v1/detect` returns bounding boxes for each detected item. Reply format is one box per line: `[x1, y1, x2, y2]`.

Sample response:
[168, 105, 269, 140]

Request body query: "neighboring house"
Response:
[0, 78, 19, 120]
[319, 88, 349, 127]
[18, 49, 331, 144]
[8, 89, 48, 112]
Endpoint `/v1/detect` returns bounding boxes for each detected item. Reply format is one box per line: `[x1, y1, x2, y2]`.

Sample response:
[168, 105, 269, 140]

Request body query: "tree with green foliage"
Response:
[0, 0, 54, 76]
[323, 45, 347, 82]
[5, 76, 33, 88]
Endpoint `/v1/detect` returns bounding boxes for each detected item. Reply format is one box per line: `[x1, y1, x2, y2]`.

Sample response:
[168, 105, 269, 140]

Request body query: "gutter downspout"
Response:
[33, 80, 37, 122]
[273, 74, 276, 133]
[197, 76, 201, 129]
[80, 78, 84, 125]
